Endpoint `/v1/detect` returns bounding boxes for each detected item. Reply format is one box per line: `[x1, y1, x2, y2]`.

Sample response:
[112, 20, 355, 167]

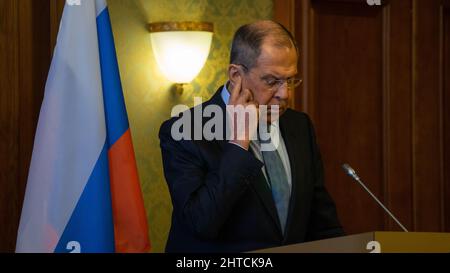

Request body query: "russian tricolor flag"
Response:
[16, 0, 150, 253]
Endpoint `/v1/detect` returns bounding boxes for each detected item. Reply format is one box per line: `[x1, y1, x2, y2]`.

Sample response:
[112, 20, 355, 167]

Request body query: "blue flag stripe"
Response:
[55, 143, 114, 253]
[97, 8, 130, 148]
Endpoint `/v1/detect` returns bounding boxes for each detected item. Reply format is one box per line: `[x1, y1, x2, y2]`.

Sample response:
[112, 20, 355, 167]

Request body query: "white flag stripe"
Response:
[16, 1, 107, 252]
[96, 0, 107, 16]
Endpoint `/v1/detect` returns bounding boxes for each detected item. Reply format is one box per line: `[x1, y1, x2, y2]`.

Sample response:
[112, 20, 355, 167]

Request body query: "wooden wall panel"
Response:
[274, 0, 295, 32]
[295, 0, 449, 234]
[296, 0, 390, 234]
[413, 0, 444, 231]
[18, 0, 52, 225]
[0, 0, 20, 252]
[443, 2, 450, 232]
[312, 1, 385, 234]
[383, 0, 413, 232]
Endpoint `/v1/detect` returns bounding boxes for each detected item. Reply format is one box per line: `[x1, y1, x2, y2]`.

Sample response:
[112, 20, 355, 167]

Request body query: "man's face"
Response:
[242, 42, 298, 121]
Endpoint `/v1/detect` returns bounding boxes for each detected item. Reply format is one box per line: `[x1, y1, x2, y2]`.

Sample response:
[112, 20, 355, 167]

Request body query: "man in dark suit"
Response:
[159, 20, 344, 253]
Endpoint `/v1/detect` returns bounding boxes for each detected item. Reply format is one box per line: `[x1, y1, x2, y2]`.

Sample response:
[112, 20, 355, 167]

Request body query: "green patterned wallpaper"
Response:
[107, 0, 273, 252]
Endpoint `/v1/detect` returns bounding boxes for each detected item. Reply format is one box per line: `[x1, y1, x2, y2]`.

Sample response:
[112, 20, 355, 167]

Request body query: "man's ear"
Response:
[228, 64, 242, 90]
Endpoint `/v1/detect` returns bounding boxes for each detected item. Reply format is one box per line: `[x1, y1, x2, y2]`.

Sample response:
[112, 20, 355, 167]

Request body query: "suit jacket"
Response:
[159, 87, 344, 253]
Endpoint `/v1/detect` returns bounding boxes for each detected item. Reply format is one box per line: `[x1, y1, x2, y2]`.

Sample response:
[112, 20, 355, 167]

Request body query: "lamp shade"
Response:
[148, 22, 214, 84]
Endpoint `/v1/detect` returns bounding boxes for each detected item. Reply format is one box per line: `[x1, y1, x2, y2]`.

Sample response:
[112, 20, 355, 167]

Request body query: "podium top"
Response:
[254, 232, 450, 253]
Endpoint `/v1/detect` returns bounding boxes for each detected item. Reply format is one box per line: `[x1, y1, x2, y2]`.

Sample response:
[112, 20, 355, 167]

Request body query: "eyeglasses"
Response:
[237, 64, 303, 92]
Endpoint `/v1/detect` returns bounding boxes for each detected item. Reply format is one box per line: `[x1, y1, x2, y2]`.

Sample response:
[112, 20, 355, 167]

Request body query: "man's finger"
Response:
[229, 74, 242, 103]
[239, 88, 253, 103]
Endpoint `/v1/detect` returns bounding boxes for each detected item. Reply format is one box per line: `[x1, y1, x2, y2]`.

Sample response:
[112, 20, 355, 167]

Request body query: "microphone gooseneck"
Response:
[342, 163, 409, 232]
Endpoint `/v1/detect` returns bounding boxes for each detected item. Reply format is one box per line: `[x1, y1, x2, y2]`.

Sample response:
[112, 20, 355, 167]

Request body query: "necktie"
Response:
[261, 131, 290, 234]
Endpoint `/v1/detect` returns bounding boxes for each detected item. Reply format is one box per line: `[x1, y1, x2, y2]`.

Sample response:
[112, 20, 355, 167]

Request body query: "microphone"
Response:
[342, 163, 408, 232]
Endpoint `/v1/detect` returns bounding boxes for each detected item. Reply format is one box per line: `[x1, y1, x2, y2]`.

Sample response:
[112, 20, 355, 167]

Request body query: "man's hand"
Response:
[227, 75, 259, 150]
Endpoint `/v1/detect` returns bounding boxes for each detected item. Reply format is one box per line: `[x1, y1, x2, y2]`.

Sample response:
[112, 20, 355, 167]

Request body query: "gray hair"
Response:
[230, 20, 298, 70]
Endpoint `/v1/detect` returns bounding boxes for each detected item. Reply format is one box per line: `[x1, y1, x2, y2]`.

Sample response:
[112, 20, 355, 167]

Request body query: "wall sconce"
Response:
[148, 22, 214, 93]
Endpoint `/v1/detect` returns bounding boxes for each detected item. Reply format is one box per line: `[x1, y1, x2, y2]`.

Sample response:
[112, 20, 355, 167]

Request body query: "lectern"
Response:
[254, 232, 450, 253]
